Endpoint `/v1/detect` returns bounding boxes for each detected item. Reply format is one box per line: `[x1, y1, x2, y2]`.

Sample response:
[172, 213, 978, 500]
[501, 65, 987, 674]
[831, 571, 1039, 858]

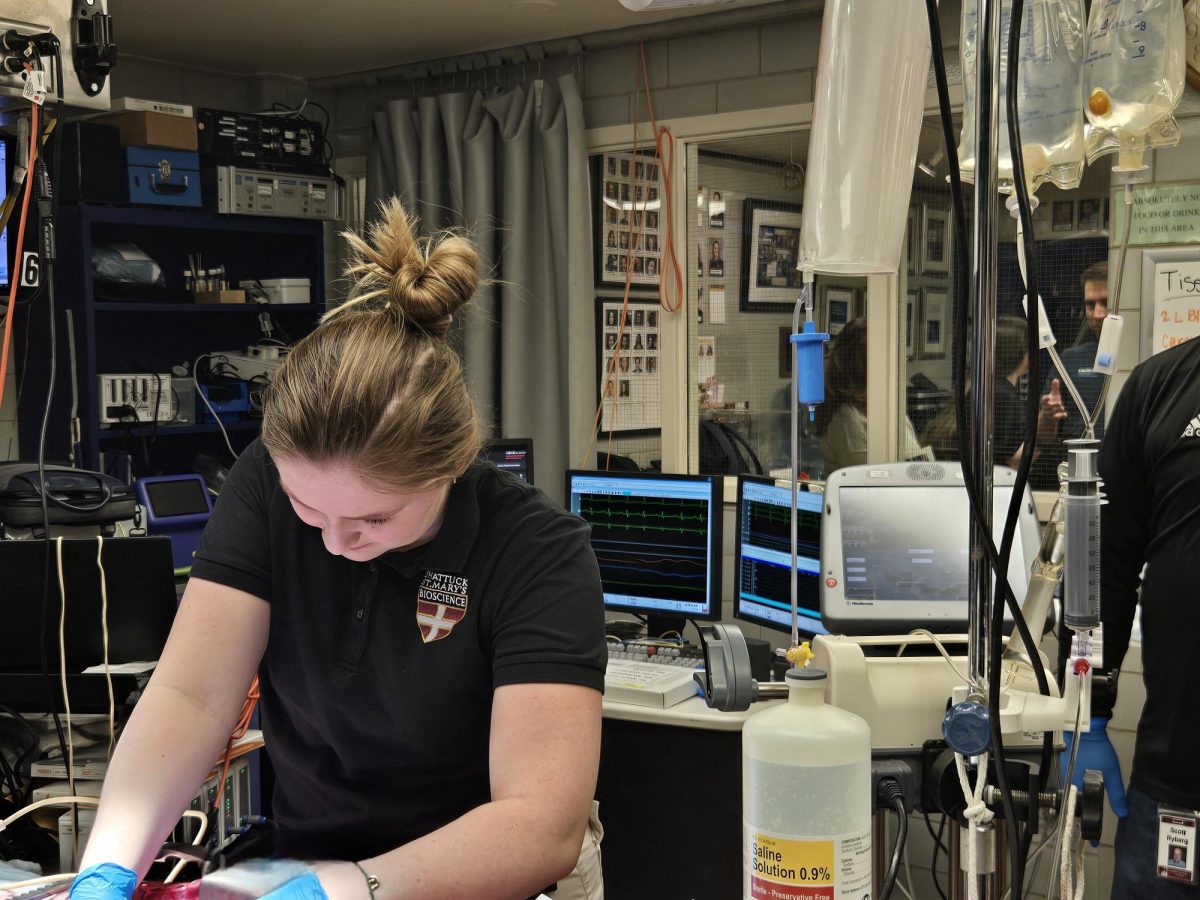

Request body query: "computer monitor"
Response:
[820, 462, 1039, 635]
[565, 470, 722, 637]
[480, 438, 534, 484]
[1, 537, 177, 670]
[0, 537, 177, 712]
[734, 476, 828, 636]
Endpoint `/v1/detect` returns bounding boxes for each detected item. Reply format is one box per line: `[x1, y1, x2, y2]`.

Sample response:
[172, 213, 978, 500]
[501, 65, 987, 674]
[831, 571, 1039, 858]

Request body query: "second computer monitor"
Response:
[734, 476, 828, 636]
[565, 470, 722, 635]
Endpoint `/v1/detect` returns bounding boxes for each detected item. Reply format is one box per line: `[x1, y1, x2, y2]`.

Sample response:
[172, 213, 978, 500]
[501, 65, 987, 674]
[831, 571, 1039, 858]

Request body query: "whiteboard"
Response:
[1141, 247, 1200, 359]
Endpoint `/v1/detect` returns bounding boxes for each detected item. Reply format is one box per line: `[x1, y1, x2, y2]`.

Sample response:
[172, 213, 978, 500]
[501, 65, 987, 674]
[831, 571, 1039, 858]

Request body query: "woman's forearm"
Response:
[79, 680, 242, 878]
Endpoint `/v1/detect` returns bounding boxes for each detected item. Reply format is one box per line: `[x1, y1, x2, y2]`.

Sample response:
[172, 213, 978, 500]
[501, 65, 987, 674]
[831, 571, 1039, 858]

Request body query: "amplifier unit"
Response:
[98, 373, 177, 425]
[196, 107, 327, 175]
[208, 165, 341, 221]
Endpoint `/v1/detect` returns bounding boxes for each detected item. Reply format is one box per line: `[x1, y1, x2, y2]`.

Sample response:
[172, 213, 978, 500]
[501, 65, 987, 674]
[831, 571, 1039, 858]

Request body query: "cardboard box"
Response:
[100, 110, 198, 151]
[194, 289, 246, 305]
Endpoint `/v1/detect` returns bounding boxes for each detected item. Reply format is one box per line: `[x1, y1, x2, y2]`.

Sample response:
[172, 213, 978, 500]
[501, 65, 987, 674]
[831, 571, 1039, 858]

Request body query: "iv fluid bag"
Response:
[1083, 0, 1185, 171]
[800, 0, 929, 275]
[959, 0, 1087, 193]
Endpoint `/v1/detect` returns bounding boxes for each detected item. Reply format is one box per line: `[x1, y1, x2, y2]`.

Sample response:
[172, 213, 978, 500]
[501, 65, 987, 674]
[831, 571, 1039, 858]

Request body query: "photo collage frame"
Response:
[597, 298, 662, 433]
[598, 151, 663, 287]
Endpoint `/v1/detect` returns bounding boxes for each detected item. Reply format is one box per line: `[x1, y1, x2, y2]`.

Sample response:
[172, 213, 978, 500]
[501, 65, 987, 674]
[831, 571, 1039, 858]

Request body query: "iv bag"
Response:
[958, 0, 1087, 194]
[799, 0, 929, 275]
[1082, 0, 1186, 171]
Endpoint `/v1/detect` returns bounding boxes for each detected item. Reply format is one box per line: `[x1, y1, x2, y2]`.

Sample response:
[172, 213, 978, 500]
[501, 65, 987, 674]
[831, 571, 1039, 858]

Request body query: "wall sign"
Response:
[1111, 183, 1200, 247]
[1141, 247, 1200, 358]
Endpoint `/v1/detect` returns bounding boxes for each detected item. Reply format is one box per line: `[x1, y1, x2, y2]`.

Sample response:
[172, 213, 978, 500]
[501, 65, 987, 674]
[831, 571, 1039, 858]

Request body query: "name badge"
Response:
[1158, 804, 1199, 884]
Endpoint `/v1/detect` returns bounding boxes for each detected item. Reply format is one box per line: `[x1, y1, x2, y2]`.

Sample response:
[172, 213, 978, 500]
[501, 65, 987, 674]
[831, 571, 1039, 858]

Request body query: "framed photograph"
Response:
[594, 151, 662, 289]
[708, 190, 726, 229]
[1077, 198, 1101, 231]
[906, 206, 921, 276]
[740, 198, 804, 311]
[921, 288, 948, 358]
[906, 289, 918, 359]
[922, 207, 950, 274]
[707, 238, 725, 277]
[1052, 200, 1074, 233]
[821, 285, 857, 336]
[595, 297, 661, 434]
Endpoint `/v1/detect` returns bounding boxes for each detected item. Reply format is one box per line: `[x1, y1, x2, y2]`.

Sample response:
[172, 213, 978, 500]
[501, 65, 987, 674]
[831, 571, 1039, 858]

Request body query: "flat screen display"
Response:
[145, 478, 209, 518]
[819, 463, 1039, 635]
[566, 471, 722, 621]
[481, 439, 533, 484]
[734, 477, 827, 635]
[837, 484, 1028, 604]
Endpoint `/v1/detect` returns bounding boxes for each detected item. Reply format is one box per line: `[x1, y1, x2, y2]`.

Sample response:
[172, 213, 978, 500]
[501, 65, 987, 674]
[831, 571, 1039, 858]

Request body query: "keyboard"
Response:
[607, 643, 705, 668]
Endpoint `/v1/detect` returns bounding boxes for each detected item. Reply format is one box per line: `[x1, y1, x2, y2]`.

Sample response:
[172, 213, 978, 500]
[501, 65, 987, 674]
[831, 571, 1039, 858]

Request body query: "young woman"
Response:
[71, 200, 607, 900]
[817, 318, 926, 474]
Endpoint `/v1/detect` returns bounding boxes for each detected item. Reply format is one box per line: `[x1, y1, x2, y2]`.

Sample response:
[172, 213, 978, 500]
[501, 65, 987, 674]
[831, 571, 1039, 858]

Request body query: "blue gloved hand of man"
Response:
[69, 863, 139, 900]
[1062, 715, 1129, 818]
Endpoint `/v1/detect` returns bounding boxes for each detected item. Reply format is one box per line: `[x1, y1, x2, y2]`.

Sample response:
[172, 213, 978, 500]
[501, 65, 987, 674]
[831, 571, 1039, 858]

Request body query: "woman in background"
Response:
[817, 318, 926, 474]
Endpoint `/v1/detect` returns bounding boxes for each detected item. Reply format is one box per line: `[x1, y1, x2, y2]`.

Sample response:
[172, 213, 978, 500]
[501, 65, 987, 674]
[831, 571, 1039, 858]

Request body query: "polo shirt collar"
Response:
[378, 464, 481, 577]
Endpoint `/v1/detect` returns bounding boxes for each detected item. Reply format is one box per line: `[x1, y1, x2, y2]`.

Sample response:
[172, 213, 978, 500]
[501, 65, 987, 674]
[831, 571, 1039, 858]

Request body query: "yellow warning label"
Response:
[750, 834, 835, 886]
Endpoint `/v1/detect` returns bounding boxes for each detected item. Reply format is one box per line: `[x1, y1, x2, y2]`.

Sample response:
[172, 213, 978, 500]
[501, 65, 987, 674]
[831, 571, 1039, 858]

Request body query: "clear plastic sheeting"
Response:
[799, 0, 930, 276]
[1083, 0, 1186, 171]
[958, 0, 1087, 194]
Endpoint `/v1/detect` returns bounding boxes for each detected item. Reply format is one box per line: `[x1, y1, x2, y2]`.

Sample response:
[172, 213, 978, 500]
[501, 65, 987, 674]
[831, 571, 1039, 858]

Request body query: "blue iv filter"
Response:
[790, 322, 830, 406]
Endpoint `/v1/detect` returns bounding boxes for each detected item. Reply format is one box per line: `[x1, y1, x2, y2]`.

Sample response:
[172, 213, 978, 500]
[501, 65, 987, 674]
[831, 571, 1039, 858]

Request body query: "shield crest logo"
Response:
[415, 571, 470, 643]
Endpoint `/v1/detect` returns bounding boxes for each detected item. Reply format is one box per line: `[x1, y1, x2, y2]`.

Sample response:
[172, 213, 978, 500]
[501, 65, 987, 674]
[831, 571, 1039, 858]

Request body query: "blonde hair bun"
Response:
[334, 197, 479, 337]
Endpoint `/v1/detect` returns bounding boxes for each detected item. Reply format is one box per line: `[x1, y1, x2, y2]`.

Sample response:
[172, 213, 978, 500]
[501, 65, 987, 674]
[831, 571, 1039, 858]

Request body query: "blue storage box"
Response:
[199, 381, 250, 424]
[125, 147, 201, 207]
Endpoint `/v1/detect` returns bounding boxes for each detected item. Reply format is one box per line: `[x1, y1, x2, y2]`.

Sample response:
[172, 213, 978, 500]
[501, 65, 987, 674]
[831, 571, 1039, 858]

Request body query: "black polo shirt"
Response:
[189, 440, 606, 860]
[1099, 338, 1200, 808]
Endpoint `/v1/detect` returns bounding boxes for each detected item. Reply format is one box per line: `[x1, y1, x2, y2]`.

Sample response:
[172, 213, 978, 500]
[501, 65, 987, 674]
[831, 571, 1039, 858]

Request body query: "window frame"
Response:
[585, 86, 965, 496]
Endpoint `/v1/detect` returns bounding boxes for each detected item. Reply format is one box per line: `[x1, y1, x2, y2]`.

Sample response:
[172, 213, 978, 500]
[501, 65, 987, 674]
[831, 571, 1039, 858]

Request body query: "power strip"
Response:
[98, 373, 177, 424]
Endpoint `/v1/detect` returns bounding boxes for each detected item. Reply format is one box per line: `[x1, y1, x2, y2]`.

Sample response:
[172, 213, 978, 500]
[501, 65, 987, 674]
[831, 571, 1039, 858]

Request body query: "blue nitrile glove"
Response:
[260, 872, 329, 900]
[70, 863, 139, 900]
[1062, 715, 1129, 818]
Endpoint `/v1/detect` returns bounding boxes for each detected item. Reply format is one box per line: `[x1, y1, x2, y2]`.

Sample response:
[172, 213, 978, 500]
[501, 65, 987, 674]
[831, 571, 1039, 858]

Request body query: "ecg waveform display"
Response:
[740, 498, 820, 558]
[580, 492, 713, 614]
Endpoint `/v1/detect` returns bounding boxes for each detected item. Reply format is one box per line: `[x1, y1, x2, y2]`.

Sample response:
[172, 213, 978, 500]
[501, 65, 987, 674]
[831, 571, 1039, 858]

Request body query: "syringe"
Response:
[1063, 439, 1104, 632]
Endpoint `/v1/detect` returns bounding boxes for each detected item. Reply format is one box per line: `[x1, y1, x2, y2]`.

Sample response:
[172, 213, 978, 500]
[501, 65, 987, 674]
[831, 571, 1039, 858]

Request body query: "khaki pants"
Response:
[546, 801, 604, 900]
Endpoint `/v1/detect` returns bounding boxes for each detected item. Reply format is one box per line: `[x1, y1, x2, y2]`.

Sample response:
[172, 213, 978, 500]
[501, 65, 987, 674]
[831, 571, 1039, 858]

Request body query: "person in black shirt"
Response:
[72, 200, 607, 900]
[924, 317, 1065, 468]
[1091, 337, 1200, 897]
[992, 317, 1065, 468]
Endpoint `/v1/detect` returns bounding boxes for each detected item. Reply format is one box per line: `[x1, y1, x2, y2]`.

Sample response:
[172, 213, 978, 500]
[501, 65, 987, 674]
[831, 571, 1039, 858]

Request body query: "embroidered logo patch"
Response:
[1182, 415, 1200, 438]
[416, 571, 470, 643]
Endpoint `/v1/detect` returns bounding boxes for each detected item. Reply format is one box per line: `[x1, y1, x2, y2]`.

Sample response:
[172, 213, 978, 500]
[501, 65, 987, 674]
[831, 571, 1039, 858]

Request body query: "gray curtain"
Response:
[365, 75, 594, 503]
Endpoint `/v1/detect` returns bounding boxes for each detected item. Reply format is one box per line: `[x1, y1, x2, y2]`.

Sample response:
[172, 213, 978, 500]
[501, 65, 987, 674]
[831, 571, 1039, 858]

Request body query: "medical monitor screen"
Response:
[481, 439, 533, 484]
[734, 477, 827, 636]
[821, 463, 1038, 635]
[566, 470, 722, 622]
[144, 478, 209, 518]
